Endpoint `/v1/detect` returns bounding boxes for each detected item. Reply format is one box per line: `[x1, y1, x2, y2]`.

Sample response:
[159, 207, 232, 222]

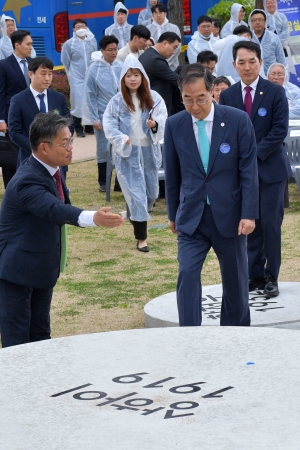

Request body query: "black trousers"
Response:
[2, 165, 16, 188]
[0, 279, 53, 348]
[131, 220, 147, 240]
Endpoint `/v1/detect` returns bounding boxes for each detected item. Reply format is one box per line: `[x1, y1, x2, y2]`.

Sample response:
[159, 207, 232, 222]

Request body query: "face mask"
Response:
[199, 33, 211, 40]
[75, 29, 87, 37]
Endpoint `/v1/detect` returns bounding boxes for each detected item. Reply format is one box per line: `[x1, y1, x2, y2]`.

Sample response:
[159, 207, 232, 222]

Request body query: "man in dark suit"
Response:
[0, 113, 124, 348]
[0, 30, 32, 187]
[9, 56, 72, 166]
[139, 31, 180, 116]
[164, 64, 258, 327]
[220, 40, 291, 297]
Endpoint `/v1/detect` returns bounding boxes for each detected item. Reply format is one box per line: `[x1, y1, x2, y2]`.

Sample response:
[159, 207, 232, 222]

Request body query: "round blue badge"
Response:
[219, 143, 231, 154]
[258, 107, 267, 117]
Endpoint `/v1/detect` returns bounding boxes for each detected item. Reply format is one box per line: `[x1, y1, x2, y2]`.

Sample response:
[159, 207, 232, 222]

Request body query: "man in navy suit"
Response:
[220, 41, 291, 297]
[0, 30, 32, 187]
[0, 113, 124, 348]
[164, 64, 258, 327]
[9, 56, 72, 166]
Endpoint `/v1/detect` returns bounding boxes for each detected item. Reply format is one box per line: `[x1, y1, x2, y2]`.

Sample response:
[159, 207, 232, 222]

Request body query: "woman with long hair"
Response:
[103, 54, 167, 252]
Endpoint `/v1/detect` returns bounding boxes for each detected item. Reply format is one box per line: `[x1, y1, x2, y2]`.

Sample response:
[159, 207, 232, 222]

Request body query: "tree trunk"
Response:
[168, 0, 186, 65]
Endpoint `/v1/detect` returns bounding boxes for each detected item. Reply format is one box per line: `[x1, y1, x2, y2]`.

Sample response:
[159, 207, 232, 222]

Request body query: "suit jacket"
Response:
[8, 87, 72, 163]
[163, 104, 259, 238]
[0, 54, 31, 121]
[219, 76, 292, 183]
[139, 47, 178, 116]
[0, 156, 83, 289]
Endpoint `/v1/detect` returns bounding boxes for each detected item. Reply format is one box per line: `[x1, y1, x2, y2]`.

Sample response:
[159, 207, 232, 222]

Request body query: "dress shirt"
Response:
[191, 102, 214, 150]
[30, 86, 49, 111]
[241, 76, 259, 102]
[32, 154, 96, 227]
[13, 53, 28, 75]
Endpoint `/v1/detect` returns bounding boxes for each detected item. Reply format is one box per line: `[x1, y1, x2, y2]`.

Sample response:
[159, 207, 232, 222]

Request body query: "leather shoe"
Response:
[249, 277, 266, 292]
[264, 276, 279, 297]
[137, 243, 150, 253]
[76, 131, 85, 138]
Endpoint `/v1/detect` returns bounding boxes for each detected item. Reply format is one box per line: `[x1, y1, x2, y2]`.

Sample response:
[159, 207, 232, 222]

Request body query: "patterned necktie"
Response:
[37, 93, 46, 113]
[53, 170, 65, 202]
[244, 86, 253, 116]
[20, 59, 30, 87]
[196, 120, 210, 205]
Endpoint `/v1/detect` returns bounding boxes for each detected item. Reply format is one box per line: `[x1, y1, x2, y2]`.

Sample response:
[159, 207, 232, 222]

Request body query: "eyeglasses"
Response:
[104, 48, 118, 53]
[45, 137, 74, 148]
[251, 18, 266, 23]
[199, 25, 212, 29]
[182, 99, 209, 106]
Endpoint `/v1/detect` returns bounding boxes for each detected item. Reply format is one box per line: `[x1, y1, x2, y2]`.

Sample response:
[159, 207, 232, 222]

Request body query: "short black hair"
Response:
[212, 18, 221, 30]
[178, 63, 213, 92]
[250, 9, 267, 20]
[117, 8, 128, 14]
[151, 3, 167, 14]
[28, 57, 53, 72]
[10, 30, 30, 49]
[232, 40, 261, 61]
[197, 50, 218, 64]
[99, 34, 119, 49]
[233, 25, 252, 38]
[197, 15, 212, 26]
[212, 76, 231, 87]
[157, 31, 181, 44]
[30, 112, 72, 152]
[73, 18, 87, 28]
[130, 25, 151, 40]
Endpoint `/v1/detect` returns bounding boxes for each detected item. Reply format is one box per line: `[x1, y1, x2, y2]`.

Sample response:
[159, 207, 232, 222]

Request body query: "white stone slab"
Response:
[144, 282, 300, 329]
[1, 328, 300, 449]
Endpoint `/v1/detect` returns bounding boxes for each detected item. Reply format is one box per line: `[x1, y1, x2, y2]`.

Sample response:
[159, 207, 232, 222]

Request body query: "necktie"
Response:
[37, 93, 46, 113]
[196, 120, 210, 204]
[53, 169, 67, 272]
[53, 169, 65, 202]
[244, 86, 253, 116]
[20, 59, 30, 87]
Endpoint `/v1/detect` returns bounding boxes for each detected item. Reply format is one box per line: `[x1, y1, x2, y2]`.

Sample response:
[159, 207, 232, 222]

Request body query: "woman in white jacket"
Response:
[103, 55, 167, 252]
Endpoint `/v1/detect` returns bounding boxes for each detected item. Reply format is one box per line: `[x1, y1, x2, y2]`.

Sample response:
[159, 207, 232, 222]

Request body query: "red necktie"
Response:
[53, 170, 65, 202]
[244, 86, 253, 116]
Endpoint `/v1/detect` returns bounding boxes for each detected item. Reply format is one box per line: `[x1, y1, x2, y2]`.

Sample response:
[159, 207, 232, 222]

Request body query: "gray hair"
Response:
[178, 63, 213, 92]
[29, 112, 72, 152]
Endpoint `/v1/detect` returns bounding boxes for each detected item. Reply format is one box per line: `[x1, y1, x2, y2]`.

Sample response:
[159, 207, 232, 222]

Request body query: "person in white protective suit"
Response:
[248, 9, 285, 76]
[147, 2, 181, 70]
[103, 54, 167, 252]
[105, 2, 133, 50]
[82, 35, 123, 192]
[187, 15, 218, 64]
[138, 0, 158, 27]
[267, 62, 300, 118]
[263, 0, 289, 46]
[220, 3, 248, 38]
[61, 18, 97, 137]
[0, 14, 36, 59]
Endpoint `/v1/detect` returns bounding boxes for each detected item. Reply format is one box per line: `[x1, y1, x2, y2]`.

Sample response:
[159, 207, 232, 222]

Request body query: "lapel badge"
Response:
[260, 91, 263, 95]
[221, 122, 225, 127]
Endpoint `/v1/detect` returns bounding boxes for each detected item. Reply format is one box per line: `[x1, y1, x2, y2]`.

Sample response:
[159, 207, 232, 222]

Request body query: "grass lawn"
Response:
[1, 160, 300, 339]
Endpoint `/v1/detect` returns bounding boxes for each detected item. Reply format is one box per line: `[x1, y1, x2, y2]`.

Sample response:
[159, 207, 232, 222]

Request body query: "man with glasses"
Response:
[248, 9, 285, 75]
[0, 112, 124, 348]
[83, 35, 123, 192]
[164, 64, 258, 327]
[187, 15, 217, 64]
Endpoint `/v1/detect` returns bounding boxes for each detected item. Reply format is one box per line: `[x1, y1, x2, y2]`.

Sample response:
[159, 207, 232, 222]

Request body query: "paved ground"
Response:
[71, 133, 96, 163]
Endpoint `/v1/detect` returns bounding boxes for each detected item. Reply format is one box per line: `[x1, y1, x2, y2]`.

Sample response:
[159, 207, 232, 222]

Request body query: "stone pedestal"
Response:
[144, 282, 300, 329]
[1, 328, 300, 449]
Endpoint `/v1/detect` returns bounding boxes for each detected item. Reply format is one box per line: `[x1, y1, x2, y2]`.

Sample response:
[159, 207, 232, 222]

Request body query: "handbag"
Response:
[0, 134, 19, 168]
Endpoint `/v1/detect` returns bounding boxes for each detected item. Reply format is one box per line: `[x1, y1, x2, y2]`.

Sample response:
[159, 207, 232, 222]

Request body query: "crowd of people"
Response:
[0, 1, 298, 347]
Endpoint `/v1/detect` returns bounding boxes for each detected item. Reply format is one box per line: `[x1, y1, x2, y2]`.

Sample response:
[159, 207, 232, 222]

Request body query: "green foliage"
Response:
[207, 0, 256, 25]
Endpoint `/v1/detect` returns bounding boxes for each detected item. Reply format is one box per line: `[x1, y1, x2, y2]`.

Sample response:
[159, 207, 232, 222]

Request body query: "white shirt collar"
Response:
[13, 53, 26, 63]
[32, 154, 59, 176]
[192, 101, 215, 124]
[241, 76, 259, 91]
[30, 85, 47, 98]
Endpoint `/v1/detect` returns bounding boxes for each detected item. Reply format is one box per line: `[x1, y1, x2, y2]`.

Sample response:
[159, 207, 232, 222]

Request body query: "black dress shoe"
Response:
[76, 131, 85, 138]
[249, 277, 267, 292]
[264, 276, 279, 297]
[137, 243, 150, 253]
